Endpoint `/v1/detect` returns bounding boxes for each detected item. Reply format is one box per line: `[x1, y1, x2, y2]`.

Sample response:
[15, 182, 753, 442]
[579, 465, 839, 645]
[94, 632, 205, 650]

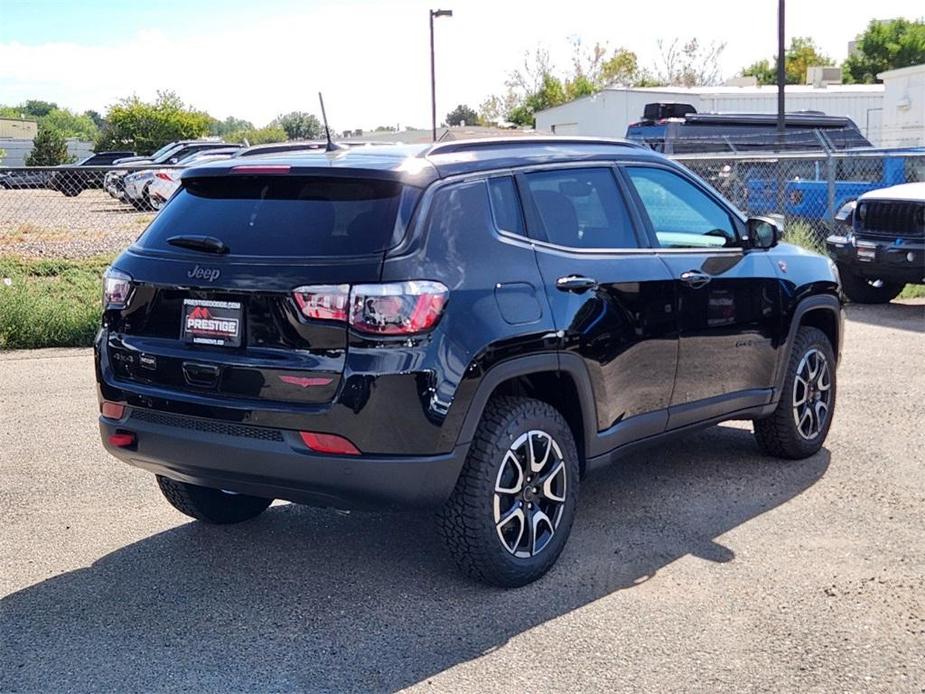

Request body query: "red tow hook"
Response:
[108, 432, 136, 448]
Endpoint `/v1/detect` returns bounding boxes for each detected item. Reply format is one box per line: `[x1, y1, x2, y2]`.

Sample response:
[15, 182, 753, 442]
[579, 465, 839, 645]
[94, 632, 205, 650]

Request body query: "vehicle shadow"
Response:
[845, 300, 925, 333]
[1, 425, 829, 693]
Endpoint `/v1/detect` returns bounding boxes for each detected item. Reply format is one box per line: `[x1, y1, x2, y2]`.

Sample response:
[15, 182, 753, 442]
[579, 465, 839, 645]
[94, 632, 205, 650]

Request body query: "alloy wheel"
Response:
[792, 348, 831, 440]
[493, 430, 568, 558]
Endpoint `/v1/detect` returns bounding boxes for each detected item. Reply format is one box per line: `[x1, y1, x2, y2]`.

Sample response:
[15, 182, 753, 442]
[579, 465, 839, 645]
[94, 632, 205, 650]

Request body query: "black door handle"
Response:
[680, 270, 712, 289]
[556, 275, 598, 293]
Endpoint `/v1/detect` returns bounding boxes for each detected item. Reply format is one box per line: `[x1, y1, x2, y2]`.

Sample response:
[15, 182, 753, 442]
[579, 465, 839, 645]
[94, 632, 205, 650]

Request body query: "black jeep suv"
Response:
[96, 138, 842, 587]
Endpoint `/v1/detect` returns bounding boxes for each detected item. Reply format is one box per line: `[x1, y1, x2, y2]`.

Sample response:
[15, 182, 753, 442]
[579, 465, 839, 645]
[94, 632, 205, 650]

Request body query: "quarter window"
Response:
[524, 168, 639, 249]
[488, 177, 526, 235]
[626, 166, 739, 249]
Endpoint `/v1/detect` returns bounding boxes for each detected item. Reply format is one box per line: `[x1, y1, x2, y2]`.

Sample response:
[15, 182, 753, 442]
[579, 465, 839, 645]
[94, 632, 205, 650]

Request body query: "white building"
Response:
[535, 84, 887, 145]
[877, 64, 925, 148]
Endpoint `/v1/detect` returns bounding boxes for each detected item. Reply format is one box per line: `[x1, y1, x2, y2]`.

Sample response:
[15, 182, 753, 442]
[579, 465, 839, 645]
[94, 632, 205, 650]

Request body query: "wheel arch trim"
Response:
[455, 352, 597, 456]
[774, 294, 843, 397]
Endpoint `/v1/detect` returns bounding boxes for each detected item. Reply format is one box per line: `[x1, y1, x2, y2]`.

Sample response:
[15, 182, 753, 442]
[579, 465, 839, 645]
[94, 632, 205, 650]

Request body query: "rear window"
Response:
[136, 176, 418, 257]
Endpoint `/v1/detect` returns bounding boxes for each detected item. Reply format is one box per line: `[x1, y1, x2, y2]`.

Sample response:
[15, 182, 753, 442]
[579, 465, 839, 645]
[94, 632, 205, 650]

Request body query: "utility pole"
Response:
[776, 0, 786, 147]
[430, 9, 453, 142]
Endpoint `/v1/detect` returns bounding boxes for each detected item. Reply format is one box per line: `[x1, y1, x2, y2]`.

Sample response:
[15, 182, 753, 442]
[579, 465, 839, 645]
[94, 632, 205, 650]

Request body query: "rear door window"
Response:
[524, 167, 639, 249]
[136, 176, 418, 257]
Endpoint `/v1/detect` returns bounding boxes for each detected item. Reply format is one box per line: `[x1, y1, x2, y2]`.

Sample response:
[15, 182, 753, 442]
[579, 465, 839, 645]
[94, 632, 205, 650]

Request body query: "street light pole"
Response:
[776, 0, 786, 146]
[430, 9, 453, 142]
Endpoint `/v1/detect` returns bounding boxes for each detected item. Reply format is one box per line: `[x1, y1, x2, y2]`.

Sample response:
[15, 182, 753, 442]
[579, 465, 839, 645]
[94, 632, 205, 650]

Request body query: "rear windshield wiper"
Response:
[166, 235, 229, 254]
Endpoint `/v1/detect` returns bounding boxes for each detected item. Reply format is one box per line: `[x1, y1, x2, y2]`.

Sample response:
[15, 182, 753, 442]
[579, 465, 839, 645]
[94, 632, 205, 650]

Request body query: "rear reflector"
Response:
[108, 432, 136, 448]
[101, 401, 125, 419]
[299, 431, 360, 456]
[231, 165, 291, 174]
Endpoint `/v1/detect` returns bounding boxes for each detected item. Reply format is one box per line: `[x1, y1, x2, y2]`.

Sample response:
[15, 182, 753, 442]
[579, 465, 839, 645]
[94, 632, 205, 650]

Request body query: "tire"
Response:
[754, 326, 836, 459]
[838, 264, 903, 304]
[61, 187, 81, 197]
[438, 396, 581, 587]
[156, 475, 272, 524]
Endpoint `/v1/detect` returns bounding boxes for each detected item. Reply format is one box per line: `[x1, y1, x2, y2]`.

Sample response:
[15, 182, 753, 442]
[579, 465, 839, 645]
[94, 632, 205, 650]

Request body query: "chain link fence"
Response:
[1, 151, 924, 259]
[673, 150, 925, 247]
[0, 165, 184, 259]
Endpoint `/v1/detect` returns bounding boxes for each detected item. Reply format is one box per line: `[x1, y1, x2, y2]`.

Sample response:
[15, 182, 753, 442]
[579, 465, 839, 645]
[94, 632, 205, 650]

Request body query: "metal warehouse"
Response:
[535, 83, 887, 145]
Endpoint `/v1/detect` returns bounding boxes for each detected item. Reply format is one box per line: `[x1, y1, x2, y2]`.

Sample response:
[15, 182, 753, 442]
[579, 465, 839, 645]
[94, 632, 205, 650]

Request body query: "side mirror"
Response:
[747, 217, 780, 250]
[835, 200, 856, 226]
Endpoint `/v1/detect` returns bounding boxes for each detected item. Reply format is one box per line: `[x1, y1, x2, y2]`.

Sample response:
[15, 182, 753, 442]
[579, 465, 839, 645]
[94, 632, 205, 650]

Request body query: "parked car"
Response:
[47, 151, 135, 196]
[0, 169, 51, 189]
[826, 181, 925, 303]
[97, 138, 842, 587]
[147, 149, 240, 210]
[105, 140, 239, 201]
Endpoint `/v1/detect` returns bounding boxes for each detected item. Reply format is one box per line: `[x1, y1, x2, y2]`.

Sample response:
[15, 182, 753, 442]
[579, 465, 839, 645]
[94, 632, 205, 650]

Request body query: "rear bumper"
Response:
[100, 408, 467, 510]
[827, 234, 925, 284]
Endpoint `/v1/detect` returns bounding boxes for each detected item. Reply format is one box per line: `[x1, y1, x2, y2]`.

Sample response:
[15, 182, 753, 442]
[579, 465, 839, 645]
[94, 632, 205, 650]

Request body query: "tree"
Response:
[25, 128, 72, 166]
[445, 104, 480, 126]
[209, 116, 254, 138]
[741, 36, 833, 85]
[83, 110, 105, 129]
[41, 108, 99, 141]
[22, 100, 58, 118]
[655, 37, 726, 87]
[226, 125, 287, 145]
[95, 91, 212, 155]
[843, 18, 925, 83]
[272, 111, 323, 140]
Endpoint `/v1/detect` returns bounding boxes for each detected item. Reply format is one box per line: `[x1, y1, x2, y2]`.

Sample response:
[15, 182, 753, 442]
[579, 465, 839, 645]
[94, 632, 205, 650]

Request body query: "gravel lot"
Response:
[0, 189, 152, 258]
[1, 301, 923, 693]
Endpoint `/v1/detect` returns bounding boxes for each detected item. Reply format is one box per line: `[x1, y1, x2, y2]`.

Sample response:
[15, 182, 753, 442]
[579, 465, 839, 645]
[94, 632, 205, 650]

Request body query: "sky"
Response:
[0, 0, 922, 130]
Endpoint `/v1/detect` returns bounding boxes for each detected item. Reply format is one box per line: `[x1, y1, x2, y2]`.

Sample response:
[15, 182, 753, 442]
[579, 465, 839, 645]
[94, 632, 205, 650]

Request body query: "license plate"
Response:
[182, 299, 242, 347]
[856, 242, 877, 262]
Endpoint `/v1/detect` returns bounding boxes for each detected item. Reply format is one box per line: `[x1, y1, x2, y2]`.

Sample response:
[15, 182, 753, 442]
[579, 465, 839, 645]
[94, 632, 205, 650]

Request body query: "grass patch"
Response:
[781, 220, 825, 254]
[0, 255, 113, 349]
[899, 284, 925, 299]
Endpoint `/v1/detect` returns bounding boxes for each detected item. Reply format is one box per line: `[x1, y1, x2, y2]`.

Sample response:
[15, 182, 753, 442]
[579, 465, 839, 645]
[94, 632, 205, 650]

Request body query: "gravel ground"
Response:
[1, 301, 923, 693]
[0, 189, 152, 258]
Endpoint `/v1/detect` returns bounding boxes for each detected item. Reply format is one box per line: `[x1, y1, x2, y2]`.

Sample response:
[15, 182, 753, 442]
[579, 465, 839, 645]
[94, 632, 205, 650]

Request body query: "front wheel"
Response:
[156, 476, 272, 524]
[438, 396, 580, 587]
[754, 326, 836, 459]
[838, 264, 904, 304]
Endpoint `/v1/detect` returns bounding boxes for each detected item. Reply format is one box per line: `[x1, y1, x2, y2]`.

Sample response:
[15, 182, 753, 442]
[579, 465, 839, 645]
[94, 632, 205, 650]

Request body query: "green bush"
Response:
[0, 256, 111, 349]
[782, 221, 825, 254]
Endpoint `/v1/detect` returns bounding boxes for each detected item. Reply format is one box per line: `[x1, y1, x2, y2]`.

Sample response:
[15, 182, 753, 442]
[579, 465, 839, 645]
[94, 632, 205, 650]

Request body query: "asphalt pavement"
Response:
[1, 301, 923, 693]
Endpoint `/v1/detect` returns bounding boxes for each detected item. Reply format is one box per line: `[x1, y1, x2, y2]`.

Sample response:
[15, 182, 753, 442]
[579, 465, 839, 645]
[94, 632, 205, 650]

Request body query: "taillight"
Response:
[103, 267, 133, 309]
[291, 281, 448, 335]
[154, 172, 173, 181]
[350, 281, 448, 334]
[293, 284, 350, 321]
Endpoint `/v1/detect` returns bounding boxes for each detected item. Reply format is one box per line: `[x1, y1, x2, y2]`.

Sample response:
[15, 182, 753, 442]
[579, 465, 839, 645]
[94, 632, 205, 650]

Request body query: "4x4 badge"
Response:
[187, 265, 221, 282]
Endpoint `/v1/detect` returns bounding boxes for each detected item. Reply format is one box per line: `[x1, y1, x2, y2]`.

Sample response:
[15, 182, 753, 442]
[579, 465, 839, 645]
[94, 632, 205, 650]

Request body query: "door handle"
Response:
[680, 270, 712, 289]
[556, 275, 598, 293]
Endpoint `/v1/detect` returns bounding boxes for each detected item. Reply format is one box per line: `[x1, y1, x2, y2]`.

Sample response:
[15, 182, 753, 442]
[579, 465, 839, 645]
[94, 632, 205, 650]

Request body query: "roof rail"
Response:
[422, 136, 645, 157]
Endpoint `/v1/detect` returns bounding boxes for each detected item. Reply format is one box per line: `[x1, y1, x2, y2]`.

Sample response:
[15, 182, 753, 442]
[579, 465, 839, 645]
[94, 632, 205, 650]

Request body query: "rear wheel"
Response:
[438, 396, 580, 587]
[156, 475, 272, 524]
[838, 264, 903, 304]
[754, 326, 836, 459]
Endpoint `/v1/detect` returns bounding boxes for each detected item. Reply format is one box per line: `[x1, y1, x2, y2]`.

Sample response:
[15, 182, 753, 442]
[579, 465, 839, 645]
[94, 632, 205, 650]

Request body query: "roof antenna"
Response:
[318, 92, 346, 153]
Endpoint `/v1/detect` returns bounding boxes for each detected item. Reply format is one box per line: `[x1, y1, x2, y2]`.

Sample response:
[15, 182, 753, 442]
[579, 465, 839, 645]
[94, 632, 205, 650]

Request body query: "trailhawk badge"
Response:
[182, 299, 242, 347]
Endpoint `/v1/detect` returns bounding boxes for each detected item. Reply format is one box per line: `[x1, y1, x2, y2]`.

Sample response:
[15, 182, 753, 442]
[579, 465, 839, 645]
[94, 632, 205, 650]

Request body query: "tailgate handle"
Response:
[182, 362, 220, 388]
